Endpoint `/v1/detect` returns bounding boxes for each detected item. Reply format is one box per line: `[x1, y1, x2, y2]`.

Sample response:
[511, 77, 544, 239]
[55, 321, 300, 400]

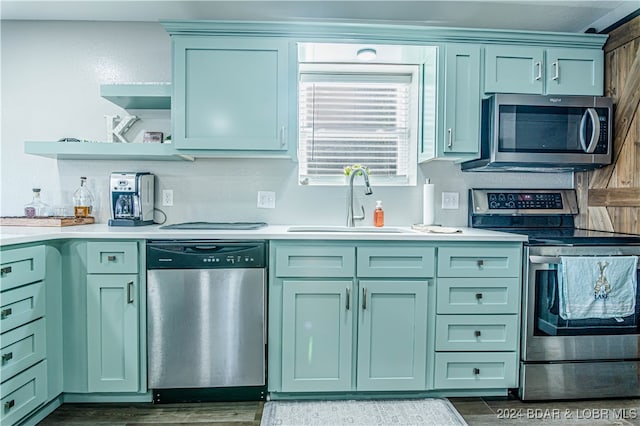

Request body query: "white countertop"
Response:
[0, 224, 527, 247]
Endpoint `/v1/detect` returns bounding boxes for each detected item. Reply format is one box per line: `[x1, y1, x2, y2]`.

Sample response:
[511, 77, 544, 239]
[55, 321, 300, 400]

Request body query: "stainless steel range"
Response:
[470, 188, 640, 401]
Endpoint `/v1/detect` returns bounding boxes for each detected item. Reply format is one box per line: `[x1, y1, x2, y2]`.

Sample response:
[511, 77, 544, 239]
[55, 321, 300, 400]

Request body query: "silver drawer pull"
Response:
[474, 330, 482, 337]
[1, 266, 12, 275]
[475, 293, 483, 300]
[2, 352, 13, 364]
[107, 255, 117, 261]
[4, 399, 15, 411]
[473, 368, 481, 375]
[477, 259, 484, 268]
[1, 308, 12, 319]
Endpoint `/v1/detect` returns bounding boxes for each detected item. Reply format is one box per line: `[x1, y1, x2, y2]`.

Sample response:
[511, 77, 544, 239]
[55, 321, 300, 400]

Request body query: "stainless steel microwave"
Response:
[461, 94, 613, 172]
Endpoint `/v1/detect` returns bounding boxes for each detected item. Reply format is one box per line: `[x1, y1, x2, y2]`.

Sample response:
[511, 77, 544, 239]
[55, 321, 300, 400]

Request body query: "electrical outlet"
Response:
[257, 191, 276, 209]
[162, 189, 174, 206]
[442, 192, 459, 209]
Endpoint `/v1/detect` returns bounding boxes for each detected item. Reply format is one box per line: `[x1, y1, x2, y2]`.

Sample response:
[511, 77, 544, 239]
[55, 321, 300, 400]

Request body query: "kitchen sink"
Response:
[286, 225, 415, 234]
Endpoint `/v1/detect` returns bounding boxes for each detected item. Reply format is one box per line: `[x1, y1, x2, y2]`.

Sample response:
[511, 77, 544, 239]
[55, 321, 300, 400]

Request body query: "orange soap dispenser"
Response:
[374, 200, 384, 227]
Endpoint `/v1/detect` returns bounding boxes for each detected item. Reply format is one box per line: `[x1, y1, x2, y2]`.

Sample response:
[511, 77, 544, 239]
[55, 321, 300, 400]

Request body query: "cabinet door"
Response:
[281, 280, 353, 392]
[357, 280, 428, 391]
[484, 45, 544, 94]
[441, 44, 481, 155]
[545, 48, 603, 95]
[173, 36, 289, 151]
[86, 275, 139, 392]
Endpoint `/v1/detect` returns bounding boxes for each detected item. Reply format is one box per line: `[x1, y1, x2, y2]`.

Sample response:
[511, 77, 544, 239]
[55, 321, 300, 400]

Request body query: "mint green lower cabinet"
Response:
[434, 352, 517, 389]
[86, 275, 139, 392]
[281, 280, 353, 392]
[357, 280, 428, 391]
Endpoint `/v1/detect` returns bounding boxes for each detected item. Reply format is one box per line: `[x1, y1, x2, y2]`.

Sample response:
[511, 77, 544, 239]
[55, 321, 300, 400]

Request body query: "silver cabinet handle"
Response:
[535, 61, 542, 81]
[2, 352, 13, 364]
[475, 293, 483, 300]
[4, 399, 15, 411]
[1, 266, 11, 275]
[447, 128, 453, 148]
[346, 288, 351, 310]
[362, 287, 367, 310]
[1, 308, 12, 319]
[280, 126, 286, 148]
[107, 255, 116, 262]
[552, 61, 559, 80]
[127, 281, 134, 304]
[474, 330, 482, 337]
[477, 259, 484, 268]
[473, 368, 481, 375]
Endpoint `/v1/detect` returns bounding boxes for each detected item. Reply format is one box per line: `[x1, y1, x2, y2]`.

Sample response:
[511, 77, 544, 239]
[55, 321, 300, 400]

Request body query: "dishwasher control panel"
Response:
[146, 240, 266, 269]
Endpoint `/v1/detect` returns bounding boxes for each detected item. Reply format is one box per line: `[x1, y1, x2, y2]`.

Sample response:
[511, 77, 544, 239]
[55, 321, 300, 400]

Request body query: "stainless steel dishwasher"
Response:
[146, 240, 266, 402]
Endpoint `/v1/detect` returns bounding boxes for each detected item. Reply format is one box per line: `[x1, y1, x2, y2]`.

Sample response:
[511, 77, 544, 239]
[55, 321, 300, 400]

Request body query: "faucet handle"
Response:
[354, 205, 366, 221]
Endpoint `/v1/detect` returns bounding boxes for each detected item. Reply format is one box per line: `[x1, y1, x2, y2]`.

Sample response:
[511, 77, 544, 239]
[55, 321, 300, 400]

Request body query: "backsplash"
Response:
[1, 21, 572, 227]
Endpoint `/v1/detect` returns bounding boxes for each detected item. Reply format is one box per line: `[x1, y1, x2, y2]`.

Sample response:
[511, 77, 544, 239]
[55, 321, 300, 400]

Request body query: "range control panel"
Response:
[470, 189, 578, 216]
[487, 192, 563, 210]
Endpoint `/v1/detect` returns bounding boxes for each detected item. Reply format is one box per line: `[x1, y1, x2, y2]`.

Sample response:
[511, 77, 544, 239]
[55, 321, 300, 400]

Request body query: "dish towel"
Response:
[559, 256, 638, 320]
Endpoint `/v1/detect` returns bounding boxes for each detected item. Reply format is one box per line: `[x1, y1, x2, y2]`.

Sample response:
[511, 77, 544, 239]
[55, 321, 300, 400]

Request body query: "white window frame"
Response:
[297, 62, 421, 186]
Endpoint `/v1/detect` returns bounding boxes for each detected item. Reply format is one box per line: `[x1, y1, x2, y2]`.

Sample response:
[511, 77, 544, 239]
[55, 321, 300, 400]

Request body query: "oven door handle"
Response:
[529, 255, 560, 265]
[529, 255, 640, 266]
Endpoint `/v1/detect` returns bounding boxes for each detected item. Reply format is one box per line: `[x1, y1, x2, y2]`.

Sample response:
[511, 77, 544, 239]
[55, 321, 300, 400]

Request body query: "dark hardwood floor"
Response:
[37, 397, 640, 425]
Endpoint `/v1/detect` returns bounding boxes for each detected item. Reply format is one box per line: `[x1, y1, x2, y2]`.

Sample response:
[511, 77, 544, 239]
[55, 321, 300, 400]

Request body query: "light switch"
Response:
[257, 191, 276, 209]
[442, 192, 459, 209]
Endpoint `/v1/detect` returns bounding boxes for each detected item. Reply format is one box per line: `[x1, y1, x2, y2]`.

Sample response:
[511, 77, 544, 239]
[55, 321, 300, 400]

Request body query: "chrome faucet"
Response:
[346, 167, 373, 227]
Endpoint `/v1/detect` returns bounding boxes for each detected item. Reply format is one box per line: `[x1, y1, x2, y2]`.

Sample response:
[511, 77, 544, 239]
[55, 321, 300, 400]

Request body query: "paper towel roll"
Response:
[422, 181, 435, 225]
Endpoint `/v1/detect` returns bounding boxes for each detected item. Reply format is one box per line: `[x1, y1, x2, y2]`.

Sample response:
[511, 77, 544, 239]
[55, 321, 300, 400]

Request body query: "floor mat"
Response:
[260, 398, 467, 426]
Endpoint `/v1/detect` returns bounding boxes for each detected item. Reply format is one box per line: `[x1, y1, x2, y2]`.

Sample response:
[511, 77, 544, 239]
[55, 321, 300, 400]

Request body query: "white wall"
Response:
[1, 20, 572, 227]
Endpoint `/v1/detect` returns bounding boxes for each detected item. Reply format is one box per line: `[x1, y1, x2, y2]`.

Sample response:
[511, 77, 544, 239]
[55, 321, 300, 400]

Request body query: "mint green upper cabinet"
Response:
[484, 45, 543, 94]
[281, 280, 353, 392]
[421, 43, 481, 161]
[357, 280, 428, 391]
[441, 44, 482, 156]
[484, 45, 603, 95]
[544, 48, 603, 95]
[172, 36, 290, 151]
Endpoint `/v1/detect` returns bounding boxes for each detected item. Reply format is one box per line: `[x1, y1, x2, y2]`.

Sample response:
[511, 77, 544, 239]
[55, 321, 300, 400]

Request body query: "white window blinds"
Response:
[298, 65, 418, 185]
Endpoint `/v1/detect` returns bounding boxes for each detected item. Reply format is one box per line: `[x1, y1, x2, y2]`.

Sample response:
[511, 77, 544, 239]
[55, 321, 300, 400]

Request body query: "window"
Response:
[298, 62, 420, 186]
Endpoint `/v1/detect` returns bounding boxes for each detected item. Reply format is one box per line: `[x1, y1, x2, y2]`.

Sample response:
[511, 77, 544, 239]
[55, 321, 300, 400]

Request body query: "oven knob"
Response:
[489, 201, 498, 209]
[506, 201, 515, 208]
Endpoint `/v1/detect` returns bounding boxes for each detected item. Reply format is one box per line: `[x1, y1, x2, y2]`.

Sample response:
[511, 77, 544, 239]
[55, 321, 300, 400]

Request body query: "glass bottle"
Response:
[24, 188, 51, 217]
[73, 176, 94, 217]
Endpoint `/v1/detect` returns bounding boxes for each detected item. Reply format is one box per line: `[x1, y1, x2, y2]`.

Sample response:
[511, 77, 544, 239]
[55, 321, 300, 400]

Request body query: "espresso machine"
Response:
[108, 172, 155, 226]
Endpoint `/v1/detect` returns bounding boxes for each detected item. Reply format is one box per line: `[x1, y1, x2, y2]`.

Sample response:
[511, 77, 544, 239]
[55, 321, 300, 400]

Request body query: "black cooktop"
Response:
[159, 222, 268, 230]
[489, 227, 640, 246]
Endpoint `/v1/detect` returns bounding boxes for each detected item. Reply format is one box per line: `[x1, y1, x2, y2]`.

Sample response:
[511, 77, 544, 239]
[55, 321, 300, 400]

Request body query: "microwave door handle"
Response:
[579, 108, 600, 153]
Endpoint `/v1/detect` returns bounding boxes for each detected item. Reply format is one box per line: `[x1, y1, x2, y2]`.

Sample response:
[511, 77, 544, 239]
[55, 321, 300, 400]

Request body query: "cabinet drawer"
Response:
[0, 246, 45, 292]
[87, 242, 138, 274]
[1, 319, 46, 382]
[435, 315, 518, 351]
[434, 352, 517, 389]
[0, 360, 47, 426]
[437, 246, 521, 277]
[437, 278, 520, 314]
[357, 246, 435, 278]
[1, 282, 45, 334]
[275, 246, 355, 277]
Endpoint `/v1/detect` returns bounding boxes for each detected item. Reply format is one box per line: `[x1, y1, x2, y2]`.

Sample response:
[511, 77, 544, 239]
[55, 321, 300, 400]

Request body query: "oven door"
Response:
[522, 245, 640, 362]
